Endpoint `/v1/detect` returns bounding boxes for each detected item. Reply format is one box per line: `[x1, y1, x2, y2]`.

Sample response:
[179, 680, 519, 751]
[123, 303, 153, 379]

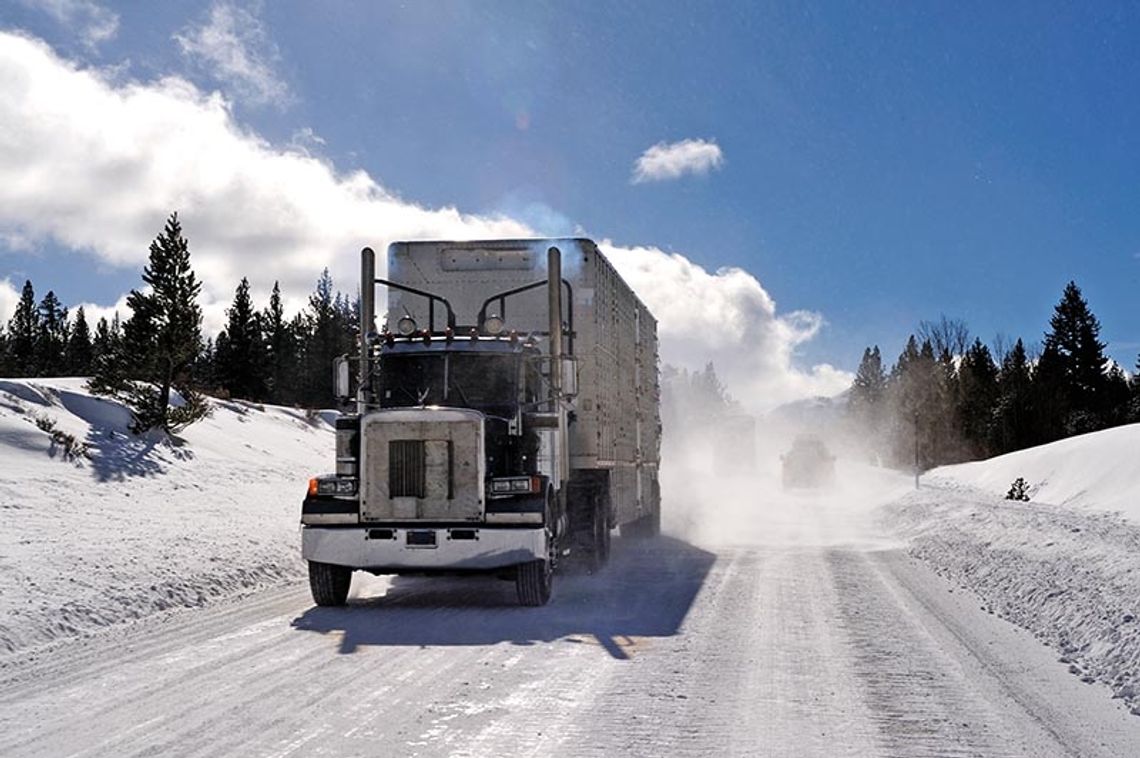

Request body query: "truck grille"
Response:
[388, 440, 426, 498]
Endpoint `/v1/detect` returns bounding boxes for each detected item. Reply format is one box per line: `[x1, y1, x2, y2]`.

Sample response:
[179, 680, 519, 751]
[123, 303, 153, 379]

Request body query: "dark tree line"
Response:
[1, 213, 358, 433]
[849, 282, 1140, 470]
[203, 268, 357, 407]
[0, 279, 102, 379]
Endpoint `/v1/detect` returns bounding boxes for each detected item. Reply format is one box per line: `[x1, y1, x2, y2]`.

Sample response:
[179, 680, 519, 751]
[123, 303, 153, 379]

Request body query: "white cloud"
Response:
[603, 243, 851, 411]
[0, 32, 849, 408]
[0, 32, 528, 333]
[0, 279, 22, 325]
[18, 0, 119, 48]
[174, 1, 291, 108]
[287, 126, 326, 157]
[631, 138, 724, 184]
[74, 293, 130, 332]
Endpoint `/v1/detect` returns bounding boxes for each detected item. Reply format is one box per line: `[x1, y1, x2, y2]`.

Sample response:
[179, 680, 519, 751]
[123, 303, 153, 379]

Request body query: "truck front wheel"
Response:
[308, 561, 352, 606]
[515, 558, 552, 606]
[516, 518, 554, 606]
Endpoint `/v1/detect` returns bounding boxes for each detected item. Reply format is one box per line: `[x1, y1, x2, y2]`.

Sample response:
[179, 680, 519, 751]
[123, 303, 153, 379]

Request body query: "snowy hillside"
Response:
[0, 378, 332, 656]
[928, 423, 1140, 520]
[887, 424, 1140, 715]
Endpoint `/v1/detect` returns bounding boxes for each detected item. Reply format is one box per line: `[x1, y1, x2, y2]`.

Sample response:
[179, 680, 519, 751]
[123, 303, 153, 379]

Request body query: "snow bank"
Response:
[887, 425, 1140, 716]
[928, 423, 1140, 521]
[0, 378, 332, 657]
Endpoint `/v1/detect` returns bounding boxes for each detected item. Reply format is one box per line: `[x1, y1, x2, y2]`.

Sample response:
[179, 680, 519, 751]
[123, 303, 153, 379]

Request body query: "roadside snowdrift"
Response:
[887, 423, 1140, 716]
[0, 378, 331, 657]
[928, 423, 1140, 520]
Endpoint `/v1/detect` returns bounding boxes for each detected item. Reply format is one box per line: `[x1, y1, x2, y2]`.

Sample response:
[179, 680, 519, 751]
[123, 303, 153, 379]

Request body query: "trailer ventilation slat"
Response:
[389, 440, 426, 498]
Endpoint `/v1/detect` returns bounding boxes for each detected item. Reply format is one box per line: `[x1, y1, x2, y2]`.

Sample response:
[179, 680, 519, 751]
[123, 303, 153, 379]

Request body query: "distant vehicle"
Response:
[781, 435, 836, 489]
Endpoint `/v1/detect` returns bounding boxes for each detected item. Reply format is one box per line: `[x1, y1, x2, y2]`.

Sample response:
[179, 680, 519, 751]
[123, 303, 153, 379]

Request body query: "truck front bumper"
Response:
[301, 525, 546, 572]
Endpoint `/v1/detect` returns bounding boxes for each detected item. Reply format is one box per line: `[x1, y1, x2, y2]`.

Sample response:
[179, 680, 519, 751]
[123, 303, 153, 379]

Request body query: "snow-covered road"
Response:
[3, 495, 1138, 758]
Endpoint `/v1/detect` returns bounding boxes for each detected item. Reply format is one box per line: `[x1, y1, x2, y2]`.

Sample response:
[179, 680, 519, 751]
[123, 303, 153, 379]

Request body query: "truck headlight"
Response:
[316, 477, 358, 496]
[489, 476, 541, 495]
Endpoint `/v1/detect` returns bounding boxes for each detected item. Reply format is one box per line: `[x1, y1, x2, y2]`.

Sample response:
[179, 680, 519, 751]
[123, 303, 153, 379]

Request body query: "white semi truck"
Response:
[301, 239, 660, 606]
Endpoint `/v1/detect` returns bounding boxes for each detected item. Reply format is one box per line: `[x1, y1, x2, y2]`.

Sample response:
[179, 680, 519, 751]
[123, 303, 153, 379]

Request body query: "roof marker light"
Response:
[484, 315, 505, 335]
[397, 316, 417, 336]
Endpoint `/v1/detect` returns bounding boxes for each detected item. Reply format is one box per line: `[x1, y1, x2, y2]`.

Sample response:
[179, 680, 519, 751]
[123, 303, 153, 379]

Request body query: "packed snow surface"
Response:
[887, 423, 1140, 715]
[0, 378, 331, 656]
[2, 379, 1140, 755]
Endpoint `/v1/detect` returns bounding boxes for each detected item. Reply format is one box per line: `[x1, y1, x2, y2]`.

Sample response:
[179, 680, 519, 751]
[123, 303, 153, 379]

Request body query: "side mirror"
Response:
[333, 355, 351, 402]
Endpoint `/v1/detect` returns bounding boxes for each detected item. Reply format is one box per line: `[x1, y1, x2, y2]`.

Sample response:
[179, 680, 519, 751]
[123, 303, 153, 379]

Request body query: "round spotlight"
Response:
[484, 315, 505, 335]
[396, 316, 417, 336]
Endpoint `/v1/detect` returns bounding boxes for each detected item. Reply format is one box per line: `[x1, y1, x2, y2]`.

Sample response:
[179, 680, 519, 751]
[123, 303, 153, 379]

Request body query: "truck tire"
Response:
[517, 499, 555, 606]
[586, 503, 611, 572]
[567, 477, 610, 573]
[516, 558, 552, 606]
[308, 561, 351, 607]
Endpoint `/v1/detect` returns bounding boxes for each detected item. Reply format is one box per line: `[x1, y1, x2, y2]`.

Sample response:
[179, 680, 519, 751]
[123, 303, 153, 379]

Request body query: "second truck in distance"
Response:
[301, 238, 661, 606]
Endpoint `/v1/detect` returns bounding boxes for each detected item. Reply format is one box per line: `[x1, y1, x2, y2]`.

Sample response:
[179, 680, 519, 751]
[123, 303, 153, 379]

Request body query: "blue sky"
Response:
[1, 1, 1138, 399]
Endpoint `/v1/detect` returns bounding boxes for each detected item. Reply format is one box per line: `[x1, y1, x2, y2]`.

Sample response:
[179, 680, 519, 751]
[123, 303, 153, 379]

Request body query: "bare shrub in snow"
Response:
[33, 412, 89, 461]
[33, 413, 56, 434]
[1006, 477, 1030, 502]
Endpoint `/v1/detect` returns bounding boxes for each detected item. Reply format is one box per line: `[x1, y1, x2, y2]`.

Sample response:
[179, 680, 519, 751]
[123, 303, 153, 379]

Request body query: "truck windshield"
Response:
[377, 352, 518, 415]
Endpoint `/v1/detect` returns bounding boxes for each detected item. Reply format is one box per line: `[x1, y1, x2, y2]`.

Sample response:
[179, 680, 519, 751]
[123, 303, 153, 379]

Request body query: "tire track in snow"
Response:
[829, 549, 1086, 757]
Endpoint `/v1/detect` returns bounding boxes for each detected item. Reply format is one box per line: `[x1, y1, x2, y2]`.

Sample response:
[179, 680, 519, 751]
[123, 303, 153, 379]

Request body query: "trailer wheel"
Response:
[587, 502, 611, 572]
[308, 561, 351, 607]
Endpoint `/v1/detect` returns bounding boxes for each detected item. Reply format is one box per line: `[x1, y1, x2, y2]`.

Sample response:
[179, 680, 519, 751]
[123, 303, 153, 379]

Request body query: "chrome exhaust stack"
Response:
[360, 246, 376, 413]
[547, 245, 562, 400]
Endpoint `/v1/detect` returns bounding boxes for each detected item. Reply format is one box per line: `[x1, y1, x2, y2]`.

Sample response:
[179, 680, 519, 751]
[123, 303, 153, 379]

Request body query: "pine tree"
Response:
[88, 316, 120, 393]
[263, 281, 296, 405]
[992, 339, 1034, 453]
[66, 306, 94, 376]
[885, 337, 953, 469]
[299, 269, 347, 406]
[1032, 342, 1069, 443]
[35, 291, 69, 377]
[90, 314, 123, 372]
[955, 338, 998, 458]
[1103, 363, 1131, 428]
[92, 213, 208, 433]
[0, 324, 9, 376]
[1041, 281, 1111, 434]
[1130, 354, 1140, 423]
[215, 277, 267, 400]
[193, 336, 219, 392]
[7, 280, 39, 377]
[849, 345, 886, 437]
